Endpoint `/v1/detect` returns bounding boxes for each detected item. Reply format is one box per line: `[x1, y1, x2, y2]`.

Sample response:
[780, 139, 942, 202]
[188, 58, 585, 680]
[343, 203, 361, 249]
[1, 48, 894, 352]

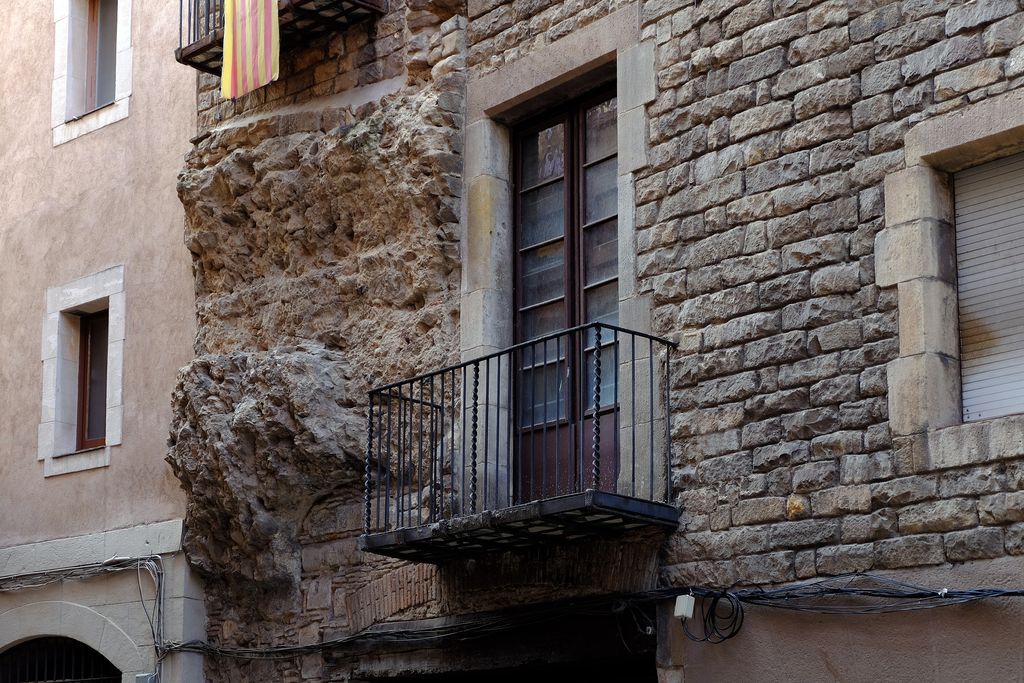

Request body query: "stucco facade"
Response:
[0, 1, 204, 679]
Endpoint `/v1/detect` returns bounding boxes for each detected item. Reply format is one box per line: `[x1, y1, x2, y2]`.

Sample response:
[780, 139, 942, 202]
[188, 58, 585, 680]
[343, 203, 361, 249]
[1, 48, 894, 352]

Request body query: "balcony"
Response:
[176, 0, 386, 75]
[359, 323, 679, 563]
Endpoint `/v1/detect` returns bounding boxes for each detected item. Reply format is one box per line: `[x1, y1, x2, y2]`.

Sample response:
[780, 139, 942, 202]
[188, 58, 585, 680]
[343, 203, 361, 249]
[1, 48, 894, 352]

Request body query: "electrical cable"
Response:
[159, 571, 1024, 658]
[682, 590, 744, 644]
[10, 559, 1024, 660]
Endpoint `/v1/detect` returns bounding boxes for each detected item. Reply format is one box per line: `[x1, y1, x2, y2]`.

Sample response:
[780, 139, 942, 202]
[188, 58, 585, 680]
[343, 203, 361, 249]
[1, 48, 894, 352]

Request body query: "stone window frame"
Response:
[52, 0, 133, 146]
[39, 264, 126, 477]
[877, 88, 1024, 473]
[463, 2, 664, 497]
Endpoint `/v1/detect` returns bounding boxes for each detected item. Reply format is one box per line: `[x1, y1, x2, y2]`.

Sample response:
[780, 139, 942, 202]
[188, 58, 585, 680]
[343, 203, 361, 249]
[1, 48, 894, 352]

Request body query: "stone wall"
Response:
[631, 0, 1024, 587]
[171, 7, 468, 680]
[170, 0, 1024, 679]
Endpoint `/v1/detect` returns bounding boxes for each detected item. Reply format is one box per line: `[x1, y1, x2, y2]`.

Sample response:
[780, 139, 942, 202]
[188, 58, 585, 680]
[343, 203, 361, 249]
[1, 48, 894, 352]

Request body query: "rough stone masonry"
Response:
[169, 0, 1024, 680]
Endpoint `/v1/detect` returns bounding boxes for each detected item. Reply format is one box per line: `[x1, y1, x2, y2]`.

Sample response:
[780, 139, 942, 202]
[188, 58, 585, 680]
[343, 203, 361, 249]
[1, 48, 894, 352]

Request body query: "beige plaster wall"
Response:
[0, 1, 197, 547]
[668, 557, 1024, 681]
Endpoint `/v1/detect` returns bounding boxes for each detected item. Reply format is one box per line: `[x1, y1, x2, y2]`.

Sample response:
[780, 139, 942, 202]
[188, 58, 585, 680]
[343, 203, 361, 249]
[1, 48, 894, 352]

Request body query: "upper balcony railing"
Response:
[359, 323, 679, 563]
[176, 0, 386, 75]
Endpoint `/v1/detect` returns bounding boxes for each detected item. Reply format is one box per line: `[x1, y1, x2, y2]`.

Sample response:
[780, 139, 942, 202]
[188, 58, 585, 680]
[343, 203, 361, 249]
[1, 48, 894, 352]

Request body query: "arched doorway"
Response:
[0, 636, 121, 683]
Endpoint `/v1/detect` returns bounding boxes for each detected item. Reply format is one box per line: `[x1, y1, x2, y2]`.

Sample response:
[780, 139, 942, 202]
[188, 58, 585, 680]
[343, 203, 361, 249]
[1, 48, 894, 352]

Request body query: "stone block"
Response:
[752, 441, 810, 472]
[811, 484, 871, 516]
[618, 41, 656, 111]
[732, 497, 788, 526]
[902, 35, 982, 84]
[792, 460, 838, 493]
[874, 534, 945, 568]
[728, 46, 787, 88]
[886, 353, 961, 436]
[934, 58, 1004, 100]
[897, 278, 958, 357]
[944, 528, 1004, 562]
[742, 13, 807, 55]
[619, 106, 649, 173]
[769, 518, 840, 547]
[861, 60, 903, 97]
[924, 420, 992, 471]
[899, 497, 977, 534]
[730, 101, 793, 141]
[816, 542, 874, 574]
[811, 262, 860, 295]
[782, 407, 841, 440]
[840, 452, 894, 484]
[840, 509, 898, 543]
[734, 551, 795, 584]
[811, 430, 864, 459]
[946, 0, 1018, 36]
[1006, 523, 1024, 555]
[904, 88, 1024, 168]
[874, 16, 946, 61]
[883, 165, 954, 229]
[793, 78, 858, 121]
[978, 492, 1024, 524]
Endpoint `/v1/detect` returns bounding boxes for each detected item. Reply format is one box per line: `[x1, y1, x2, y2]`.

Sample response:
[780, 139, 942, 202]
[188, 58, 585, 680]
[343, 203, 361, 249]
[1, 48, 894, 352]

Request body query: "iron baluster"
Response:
[470, 362, 479, 513]
[364, 394, 373, 534]
[592, 325, 602, 490]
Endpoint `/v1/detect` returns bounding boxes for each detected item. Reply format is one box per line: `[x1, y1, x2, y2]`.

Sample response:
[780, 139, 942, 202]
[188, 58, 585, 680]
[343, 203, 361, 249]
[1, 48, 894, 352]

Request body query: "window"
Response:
[513, 90, 619, 498]
[40, 265, 124, 476]
[51, 0, 132, 145]
[86, 0, 119, 112]
[77, 310, 109, 450]
[0, 636, 121, 683]
[954, 151, 1024, 422]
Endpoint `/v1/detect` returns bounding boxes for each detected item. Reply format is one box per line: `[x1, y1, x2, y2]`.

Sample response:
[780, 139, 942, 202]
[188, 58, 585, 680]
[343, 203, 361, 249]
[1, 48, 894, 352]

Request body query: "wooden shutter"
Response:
[955, 151, 1024, 422]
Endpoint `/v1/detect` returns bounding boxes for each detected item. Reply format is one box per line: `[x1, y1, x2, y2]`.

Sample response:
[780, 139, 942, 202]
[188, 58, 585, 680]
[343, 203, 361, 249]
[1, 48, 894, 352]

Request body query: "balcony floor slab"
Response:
[359, 490, 679, 563]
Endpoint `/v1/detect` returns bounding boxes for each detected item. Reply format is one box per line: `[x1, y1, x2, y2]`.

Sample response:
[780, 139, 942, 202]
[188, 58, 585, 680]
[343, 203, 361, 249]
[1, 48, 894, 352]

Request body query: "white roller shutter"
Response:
[955, 151, 1024, 422]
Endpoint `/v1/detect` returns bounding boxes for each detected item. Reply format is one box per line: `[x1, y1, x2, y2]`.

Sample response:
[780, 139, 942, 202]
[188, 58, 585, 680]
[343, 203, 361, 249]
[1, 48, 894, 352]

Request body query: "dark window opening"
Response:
[0, 636, 121, 683]
[77, 309, 108, 450]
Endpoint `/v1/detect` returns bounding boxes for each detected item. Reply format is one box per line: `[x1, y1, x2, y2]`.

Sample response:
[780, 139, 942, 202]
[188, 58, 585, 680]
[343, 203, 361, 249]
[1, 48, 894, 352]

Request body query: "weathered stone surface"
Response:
[168, 346, 366, 612]
[944, 528, 1004, 562]
[734, 551, 796, 584]
[946, 0, 1018, 36]
[1006, 523, 1024, 555]
[899, 498, 978, 534]
[811, 485, 871, 516]
[732, 497, 788, 525]
[816, 542, 873, 574]
[902, 35, 983, 83]
[978, 492, 1024, 524]
[792, 460, 838, 493]
[874, 534, 945, 568]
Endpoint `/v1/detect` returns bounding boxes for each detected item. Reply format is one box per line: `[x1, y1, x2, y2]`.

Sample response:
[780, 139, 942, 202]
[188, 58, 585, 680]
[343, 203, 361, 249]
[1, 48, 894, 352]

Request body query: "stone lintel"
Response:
[905, 88, 1024, 171]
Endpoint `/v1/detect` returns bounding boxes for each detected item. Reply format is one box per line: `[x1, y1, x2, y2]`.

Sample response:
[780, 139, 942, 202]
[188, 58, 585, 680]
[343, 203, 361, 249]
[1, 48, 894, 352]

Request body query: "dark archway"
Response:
[0, 636, 121, 683]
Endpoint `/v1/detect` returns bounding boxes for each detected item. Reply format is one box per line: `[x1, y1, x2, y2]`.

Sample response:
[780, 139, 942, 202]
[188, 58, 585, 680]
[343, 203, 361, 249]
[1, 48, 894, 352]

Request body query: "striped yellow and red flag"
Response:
[221, 0, 279, 100]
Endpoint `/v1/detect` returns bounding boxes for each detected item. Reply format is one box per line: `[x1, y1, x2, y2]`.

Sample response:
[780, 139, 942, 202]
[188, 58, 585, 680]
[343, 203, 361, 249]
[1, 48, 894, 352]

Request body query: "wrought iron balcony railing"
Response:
[176, 0, 386, 75]
[359, 323, 679, 562]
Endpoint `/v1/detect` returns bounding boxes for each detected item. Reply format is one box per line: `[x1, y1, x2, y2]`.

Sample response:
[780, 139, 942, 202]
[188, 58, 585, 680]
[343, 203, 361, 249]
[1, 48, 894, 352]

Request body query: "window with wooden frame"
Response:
[85, 0, 119, 112]
[513, 89, 619, 499]
[77, 310, 109, 450]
